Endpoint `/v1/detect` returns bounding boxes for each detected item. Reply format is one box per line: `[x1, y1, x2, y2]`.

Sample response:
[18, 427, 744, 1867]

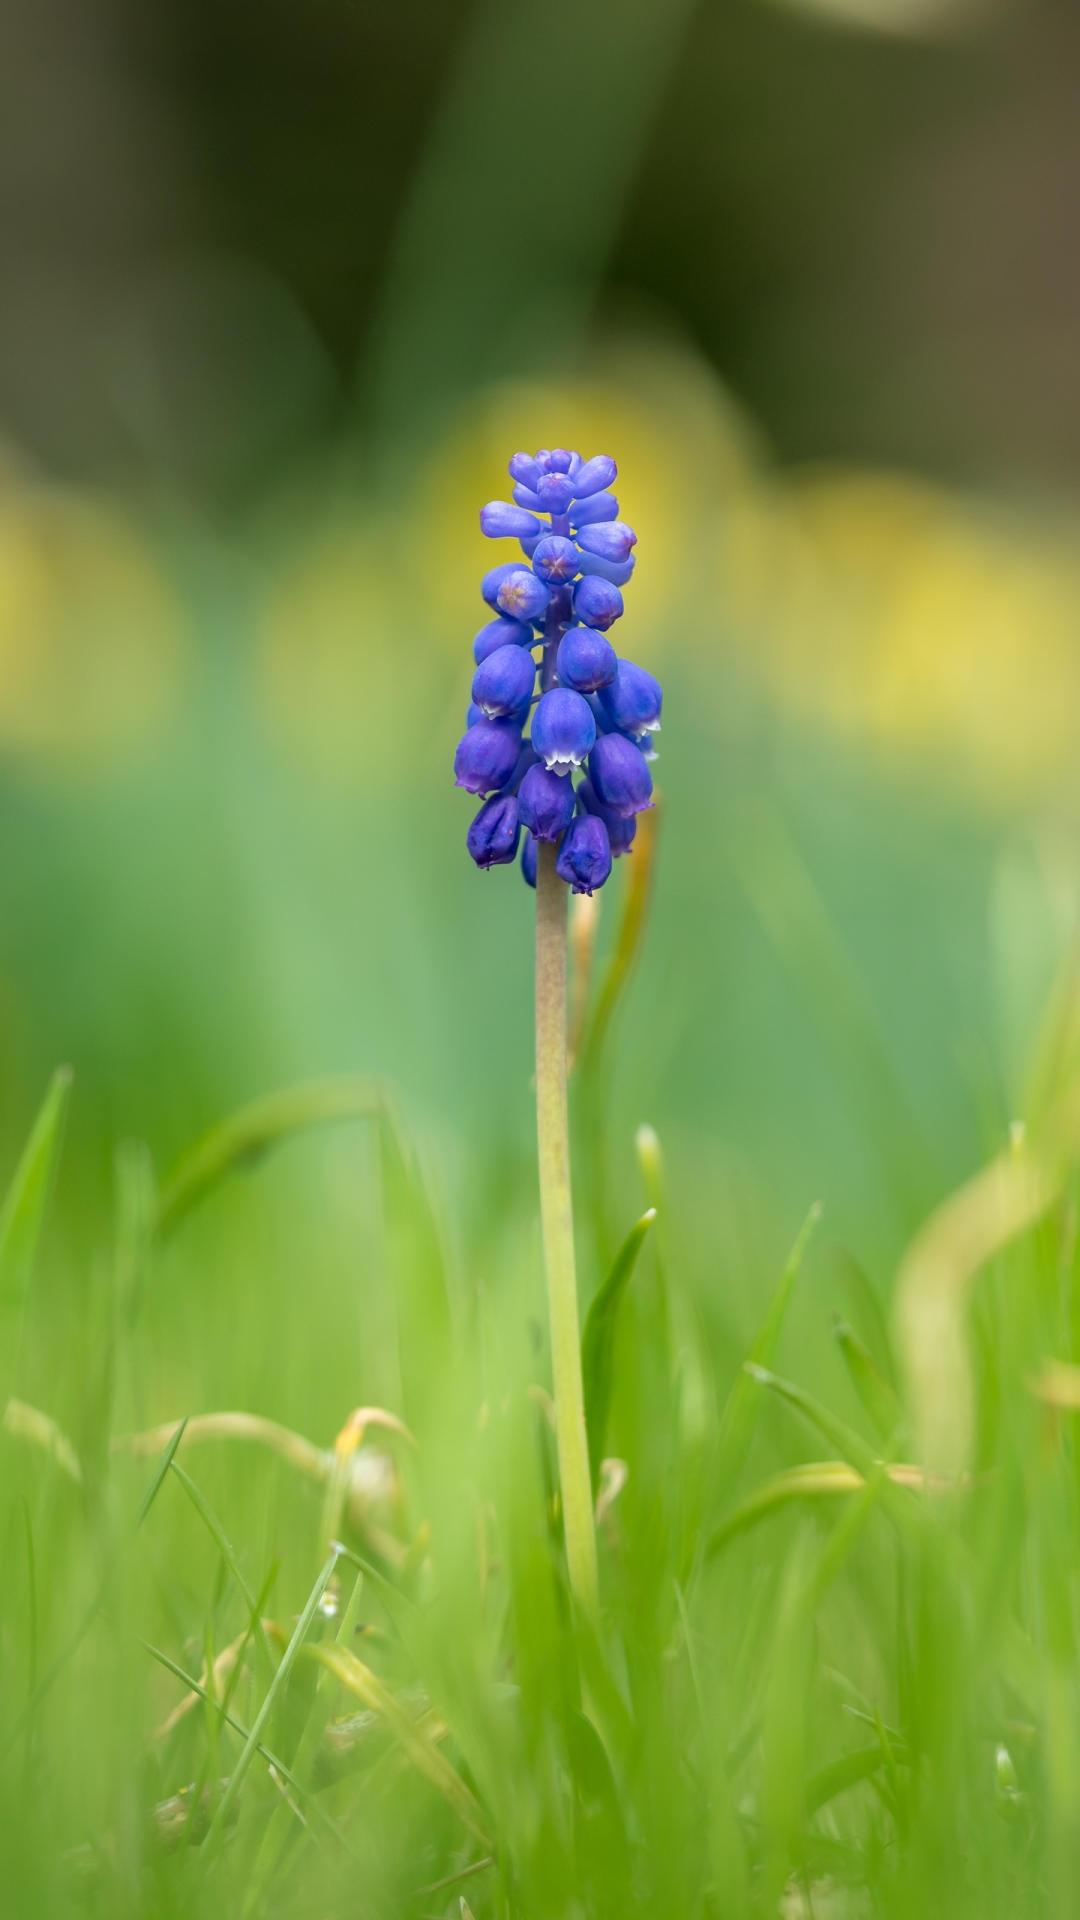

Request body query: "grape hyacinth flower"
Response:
[450, 447, 664, 1620]
[452, 445, 660, 896]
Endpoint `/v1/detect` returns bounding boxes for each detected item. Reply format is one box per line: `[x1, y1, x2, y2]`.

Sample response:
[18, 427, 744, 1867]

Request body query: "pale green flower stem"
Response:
[535, 837, 599, 1619]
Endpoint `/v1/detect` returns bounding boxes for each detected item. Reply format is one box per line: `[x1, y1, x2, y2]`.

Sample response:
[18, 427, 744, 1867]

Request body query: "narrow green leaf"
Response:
[155, 1076, 383, 1238]
[805, 1742, 909, 1819]
[742, 1365, 927, 1546]
[0, 1066, 72, 1324]
[203, 1547, 341, 1851]
[714, 1202, 822, 1492]
[581, 1207, 657, 1482]
[137, 1416, 189, 1527]
[833, 1316, 902, 1442]
[142, 1636, 351, 1861]
[168, 1458, 274, 1675]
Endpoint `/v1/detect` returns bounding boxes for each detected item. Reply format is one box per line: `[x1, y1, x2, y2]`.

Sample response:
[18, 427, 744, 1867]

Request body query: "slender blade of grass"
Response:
[201, 1547, 341, 1853]
[581, 1207, 657, 1484]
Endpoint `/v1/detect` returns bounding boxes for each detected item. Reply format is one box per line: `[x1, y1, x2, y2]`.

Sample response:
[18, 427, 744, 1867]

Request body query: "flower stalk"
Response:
[534, 836, 599, 1618]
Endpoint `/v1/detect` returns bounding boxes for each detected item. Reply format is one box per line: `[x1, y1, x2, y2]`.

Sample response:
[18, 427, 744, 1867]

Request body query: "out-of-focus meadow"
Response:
[3, 1, 1080, 1913]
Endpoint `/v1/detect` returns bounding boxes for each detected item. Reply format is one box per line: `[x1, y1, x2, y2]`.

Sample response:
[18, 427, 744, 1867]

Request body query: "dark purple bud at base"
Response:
[472, 643, 536, 718]
[521, 832, 538, 888]
[589, 730, 653, 816]
[578, 775, 637, 856]
[556, 813, 612, 894]
[467, 793, 521, 869]
[597, 658, 663, 738]
[556, 625, 618, 693]
[496, 568, 551, 623]
[517, 762, 577, 842]
[473, 616, 534, 664]
[454, 719, 522, 795]
[572, 575, 624, 630]
[531, 687, 596, 773]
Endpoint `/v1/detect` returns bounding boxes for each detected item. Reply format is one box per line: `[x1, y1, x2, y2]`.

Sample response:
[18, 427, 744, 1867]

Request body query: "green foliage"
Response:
[3, 1040, 1080, 1920]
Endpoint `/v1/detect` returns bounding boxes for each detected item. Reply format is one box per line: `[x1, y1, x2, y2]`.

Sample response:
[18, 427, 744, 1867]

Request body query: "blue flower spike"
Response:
[453, 447, 662, 892]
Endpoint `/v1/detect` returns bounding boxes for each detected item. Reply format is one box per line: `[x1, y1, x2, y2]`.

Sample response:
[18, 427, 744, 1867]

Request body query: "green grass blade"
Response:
[581, 1207, 657, 1483]
[137, 1416, 189, 1527]
[202, 1547, 341, 1851]
[832, 1317, 902, 1442]
[805, 1742, 909, 1819]
[0, 1067, 72, 1371]
[713, 1202, 822, 1493]
[155, 1076, 383, 1238]
[169, 1459, 267, 1643]
[743, 1365, 928, 1548]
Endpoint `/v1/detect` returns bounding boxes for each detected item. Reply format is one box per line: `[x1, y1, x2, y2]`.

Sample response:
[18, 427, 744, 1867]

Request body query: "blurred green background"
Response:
[1, 0, 1079, 1427]
[5, 2, 1080, 1909]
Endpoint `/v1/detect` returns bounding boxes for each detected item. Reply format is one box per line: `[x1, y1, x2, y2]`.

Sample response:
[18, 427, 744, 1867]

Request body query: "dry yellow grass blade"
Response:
[1031, 1360, 1080, 1411]
[895, 1138, 1056, 1475]
[306, 1643, 490, 1846]
[3, 1396, 82, 1482]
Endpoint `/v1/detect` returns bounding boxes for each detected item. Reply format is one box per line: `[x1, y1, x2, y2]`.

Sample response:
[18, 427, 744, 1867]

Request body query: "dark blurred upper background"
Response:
[3, 0, 1079, 493]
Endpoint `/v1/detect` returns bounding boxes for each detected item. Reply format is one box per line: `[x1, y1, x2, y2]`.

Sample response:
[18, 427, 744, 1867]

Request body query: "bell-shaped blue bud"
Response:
[453, 718, 522, 795]
[588, 731, 653, 816]
[537, 448, 574, 474]
[556, 813, 612, 895]
[473, 616, 534, 664]
[556, 625, 618, 693]
[521, 831, 538, 889]
[572, 575, 624, 630]
[496, 568, 551, 623]
[480, 501, 542, 540]
[472, 643, 536, 719]
[577, 775, 637, 856]
[531, 535, 580, 585]
[597, 659, 663, 738]
[517, 762, 577, 842]
[509, 452, 541, 489]
[531, 687, 597, 773]
[571, 455, 617, 499]
[512, 483, 542, 510]
[575, 550, 636, 588]
[536, 472, 577, 515]
[466, 701, 483, 728]
[577, 519, 637, 563]
[571, 491, 619, 528]
[482, 560, 525, 610]
[467, 792, 520, 869]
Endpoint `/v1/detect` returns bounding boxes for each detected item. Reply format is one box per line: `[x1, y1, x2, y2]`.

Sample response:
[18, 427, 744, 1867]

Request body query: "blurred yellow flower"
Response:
[0, 484, 186, 767]
[722, 468, 1080, 810]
